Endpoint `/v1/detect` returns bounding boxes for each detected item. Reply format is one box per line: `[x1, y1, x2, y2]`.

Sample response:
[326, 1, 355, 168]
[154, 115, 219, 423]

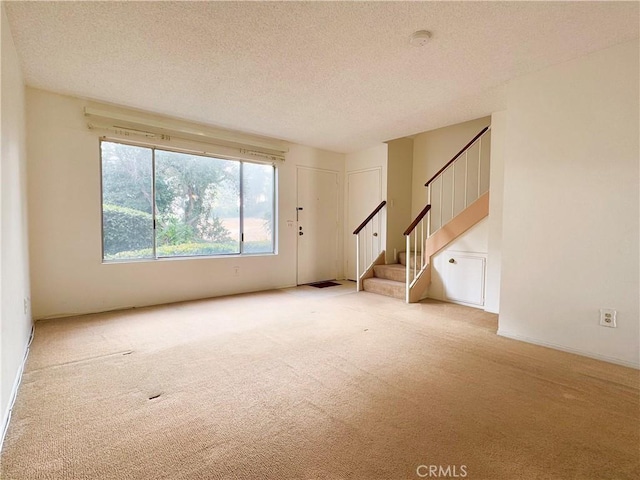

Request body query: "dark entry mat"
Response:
[308, 281, 341, 288]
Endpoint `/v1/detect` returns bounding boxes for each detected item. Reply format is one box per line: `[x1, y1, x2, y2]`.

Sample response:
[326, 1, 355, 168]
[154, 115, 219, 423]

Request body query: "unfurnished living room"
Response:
[0, 1, 638, 479]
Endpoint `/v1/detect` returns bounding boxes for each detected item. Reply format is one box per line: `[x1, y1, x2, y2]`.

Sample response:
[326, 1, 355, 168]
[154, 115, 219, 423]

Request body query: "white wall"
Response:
[345, 144, 388, 186]
[1, 4, 32, 439]
[485, 111, 506, 313]
[26, 88, 345, 319]
[499, 40, 639, 368]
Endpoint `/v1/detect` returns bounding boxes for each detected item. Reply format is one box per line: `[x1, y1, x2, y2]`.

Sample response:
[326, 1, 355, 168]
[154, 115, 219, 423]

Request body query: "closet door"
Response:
[443, 253, 486, 306]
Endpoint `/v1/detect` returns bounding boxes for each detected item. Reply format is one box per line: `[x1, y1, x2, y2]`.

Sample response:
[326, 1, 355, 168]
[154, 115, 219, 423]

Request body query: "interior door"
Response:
[346, 168, 382, 281]
[296, 167, 339, 285]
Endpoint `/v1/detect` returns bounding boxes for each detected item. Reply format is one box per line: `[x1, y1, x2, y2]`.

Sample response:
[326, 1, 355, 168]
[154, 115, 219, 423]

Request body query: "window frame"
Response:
[100, 138, 277, 263]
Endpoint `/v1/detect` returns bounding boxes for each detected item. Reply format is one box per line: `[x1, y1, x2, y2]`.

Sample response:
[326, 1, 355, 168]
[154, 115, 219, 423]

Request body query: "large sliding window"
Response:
[101, 140, 275, 262]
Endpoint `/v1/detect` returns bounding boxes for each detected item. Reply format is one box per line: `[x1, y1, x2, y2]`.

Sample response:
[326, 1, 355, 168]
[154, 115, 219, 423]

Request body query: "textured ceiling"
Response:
[5, 1, 639, 153]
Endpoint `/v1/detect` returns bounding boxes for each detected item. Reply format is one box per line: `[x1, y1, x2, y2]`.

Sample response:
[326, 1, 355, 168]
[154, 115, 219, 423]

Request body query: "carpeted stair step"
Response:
[362, 277, 405, 300]
[373, 263, 405, 282]
[398, 251, 421, 267]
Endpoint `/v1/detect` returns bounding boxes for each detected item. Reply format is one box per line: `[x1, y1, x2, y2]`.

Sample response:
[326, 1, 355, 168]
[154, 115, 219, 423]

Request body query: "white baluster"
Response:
[356, 233, 360, 291]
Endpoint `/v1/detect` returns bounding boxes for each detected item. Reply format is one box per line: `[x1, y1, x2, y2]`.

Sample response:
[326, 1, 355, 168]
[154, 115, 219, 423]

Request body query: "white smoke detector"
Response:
[410, 30, 432, 47]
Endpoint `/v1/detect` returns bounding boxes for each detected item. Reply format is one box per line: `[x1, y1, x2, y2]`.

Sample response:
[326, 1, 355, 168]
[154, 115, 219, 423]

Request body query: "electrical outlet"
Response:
[599, 308, 617, 328]
[233, 266, 240, 277]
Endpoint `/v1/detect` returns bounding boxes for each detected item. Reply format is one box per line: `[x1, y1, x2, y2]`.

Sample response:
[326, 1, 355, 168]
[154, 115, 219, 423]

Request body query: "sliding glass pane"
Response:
[101, 142, 154, 261]
[155, 150, 240, 256]
[242, 162, 275, 253]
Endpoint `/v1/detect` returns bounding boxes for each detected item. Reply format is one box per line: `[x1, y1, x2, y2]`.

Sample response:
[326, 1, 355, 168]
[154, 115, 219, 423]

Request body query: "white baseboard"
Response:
[1, 324, 34, 452]
[497, 329, 640, 369]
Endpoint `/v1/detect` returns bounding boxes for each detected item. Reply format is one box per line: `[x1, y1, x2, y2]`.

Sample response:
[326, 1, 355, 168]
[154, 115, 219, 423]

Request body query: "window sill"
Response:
[102, 251, 277, 265]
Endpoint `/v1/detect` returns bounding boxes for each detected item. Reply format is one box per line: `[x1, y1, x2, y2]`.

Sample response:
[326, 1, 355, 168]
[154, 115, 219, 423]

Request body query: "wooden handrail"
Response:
[424, 126, 490, 187]
[353, 200, 387, 235]
[403, 204, 431, 236]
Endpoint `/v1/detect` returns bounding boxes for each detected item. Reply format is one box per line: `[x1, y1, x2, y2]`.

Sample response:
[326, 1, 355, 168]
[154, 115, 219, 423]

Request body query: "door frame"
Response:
[296, 166, 341, 285]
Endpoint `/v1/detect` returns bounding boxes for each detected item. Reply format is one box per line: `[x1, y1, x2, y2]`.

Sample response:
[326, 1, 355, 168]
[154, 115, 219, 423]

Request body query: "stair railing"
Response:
[353, 200, 386, 292]
[403, 204, 431, 303]
[424, 126, 491, 236]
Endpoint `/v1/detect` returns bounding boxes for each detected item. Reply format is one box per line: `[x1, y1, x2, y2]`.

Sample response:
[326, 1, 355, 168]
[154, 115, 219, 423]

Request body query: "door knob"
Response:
[373, 232, 378, 237]
[449, 258, 455, 263]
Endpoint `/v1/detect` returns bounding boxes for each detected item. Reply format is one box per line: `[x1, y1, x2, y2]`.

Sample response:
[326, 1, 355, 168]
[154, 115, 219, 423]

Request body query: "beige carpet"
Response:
[1, 283, 638, 479]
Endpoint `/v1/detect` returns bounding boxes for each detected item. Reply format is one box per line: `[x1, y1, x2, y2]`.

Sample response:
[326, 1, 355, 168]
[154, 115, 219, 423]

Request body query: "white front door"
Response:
[296, 167, 339, 285]
[346, 168, 382, 281]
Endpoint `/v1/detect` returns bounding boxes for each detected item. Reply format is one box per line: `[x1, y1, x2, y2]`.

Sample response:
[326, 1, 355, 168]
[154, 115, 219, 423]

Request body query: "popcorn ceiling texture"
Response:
[5, 1, 639, 153]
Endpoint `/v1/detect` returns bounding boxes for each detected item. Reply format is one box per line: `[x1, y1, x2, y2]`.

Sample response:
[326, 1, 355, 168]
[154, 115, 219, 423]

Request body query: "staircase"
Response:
[353, 125, 491, 303]
[360, 191, 488, 301]
[362, 252, 418, 299]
